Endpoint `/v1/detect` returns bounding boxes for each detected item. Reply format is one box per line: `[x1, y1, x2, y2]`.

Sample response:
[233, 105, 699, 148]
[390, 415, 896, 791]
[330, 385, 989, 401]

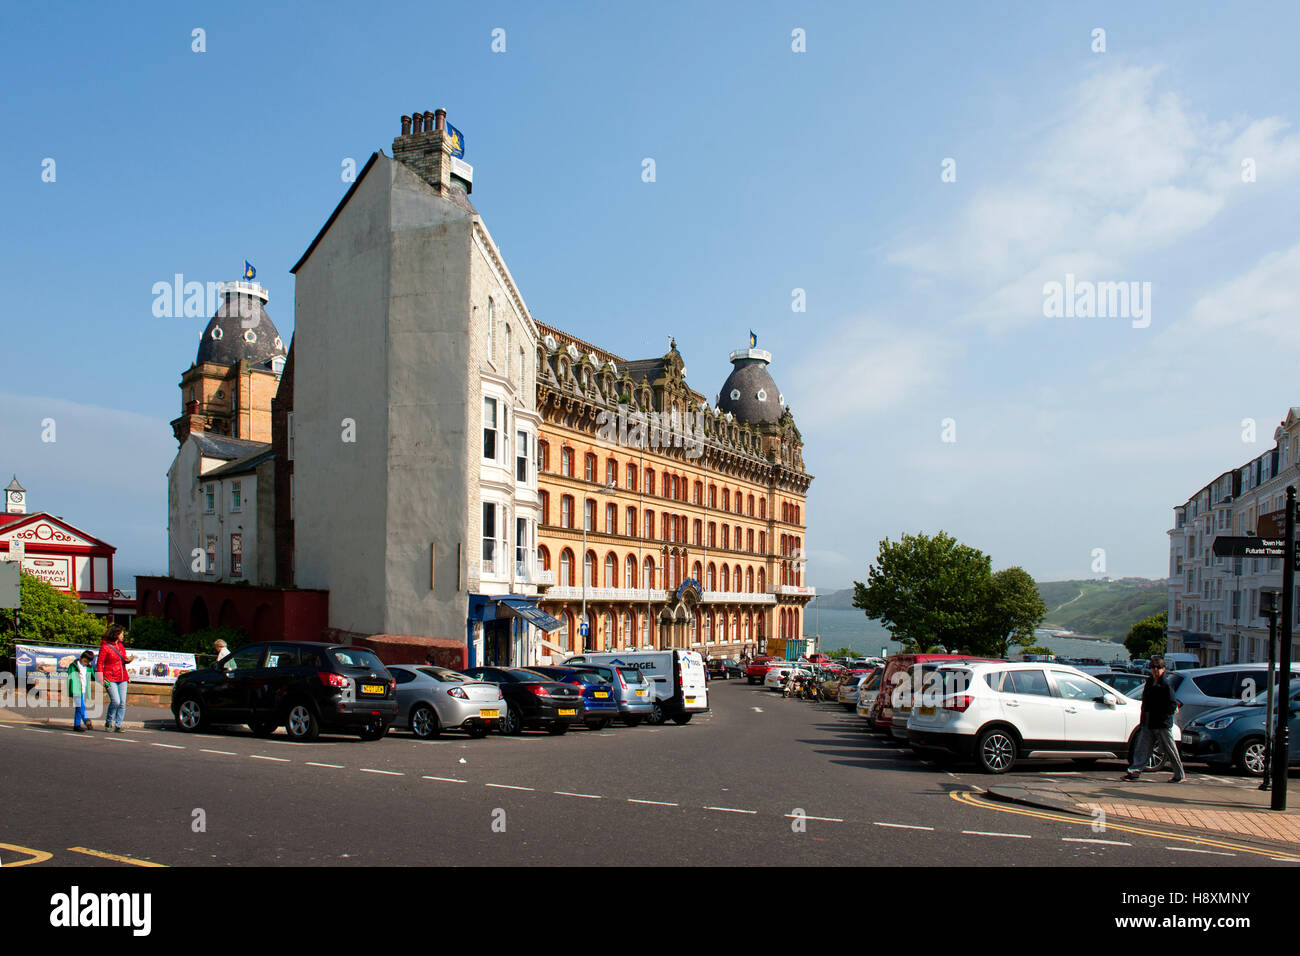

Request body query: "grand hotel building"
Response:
[533, 323, 814, 661]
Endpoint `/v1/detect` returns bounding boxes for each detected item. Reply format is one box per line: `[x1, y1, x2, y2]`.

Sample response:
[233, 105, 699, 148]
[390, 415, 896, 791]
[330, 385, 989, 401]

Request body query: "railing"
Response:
[545, 586, 669, 602]
[776, 585, 816, 596]
[699, 591, 776, 604]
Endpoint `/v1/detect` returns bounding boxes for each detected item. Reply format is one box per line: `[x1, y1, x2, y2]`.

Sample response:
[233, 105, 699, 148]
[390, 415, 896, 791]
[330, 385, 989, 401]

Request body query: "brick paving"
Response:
[1078, 799, 1300, 845]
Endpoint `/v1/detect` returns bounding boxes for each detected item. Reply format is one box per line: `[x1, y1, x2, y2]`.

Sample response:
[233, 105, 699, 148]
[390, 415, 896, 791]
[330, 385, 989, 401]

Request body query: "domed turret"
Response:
[196, 281, 287, 368]
[716, 343, 783, 426]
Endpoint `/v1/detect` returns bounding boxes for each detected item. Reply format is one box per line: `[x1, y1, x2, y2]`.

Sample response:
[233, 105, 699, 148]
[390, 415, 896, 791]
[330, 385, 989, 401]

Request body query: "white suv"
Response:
[906, 661, 1180, 774]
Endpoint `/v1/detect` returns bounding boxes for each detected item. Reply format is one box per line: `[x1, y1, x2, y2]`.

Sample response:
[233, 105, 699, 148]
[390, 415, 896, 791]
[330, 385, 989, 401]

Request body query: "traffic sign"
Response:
[1212, 535, 1300, 560]
[579, 622, 589, 637]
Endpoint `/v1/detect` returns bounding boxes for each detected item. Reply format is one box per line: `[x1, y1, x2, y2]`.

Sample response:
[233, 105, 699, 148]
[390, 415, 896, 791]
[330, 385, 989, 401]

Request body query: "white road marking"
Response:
[752, 707, 764, 713]
[785, 814, 844, 823]
[151, 743, 185, 750]
[0, 723, 11, 728]
[105, 737, 138, 742]
[423, 776, 467, 783]
[628, 798, 678, 806]
[873, 822, 934, 831]
[704, 806, 757, 814]
[27, 729, 52, 734]
[250, 754, 290, 762]
[1166, 846, 1235, 857]
[962, 830, 1032, 839]
[200, 749, 236, 755]
[485, 783, 534, 791]
[555, 791, 602, 799]
[1040, 771, 1080, 776]
[1063, 838, 1132, 846]
[307, 762, 345, 769]
[360, 768, 404, 776]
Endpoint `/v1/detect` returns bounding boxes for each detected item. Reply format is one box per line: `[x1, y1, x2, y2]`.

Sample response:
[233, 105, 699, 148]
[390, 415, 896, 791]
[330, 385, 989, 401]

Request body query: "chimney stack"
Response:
[391, 108, 471, 197]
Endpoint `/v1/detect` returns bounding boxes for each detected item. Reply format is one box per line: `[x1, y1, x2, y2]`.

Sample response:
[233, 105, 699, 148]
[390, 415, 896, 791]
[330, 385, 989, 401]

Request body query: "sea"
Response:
[806, 606, 1129, 663]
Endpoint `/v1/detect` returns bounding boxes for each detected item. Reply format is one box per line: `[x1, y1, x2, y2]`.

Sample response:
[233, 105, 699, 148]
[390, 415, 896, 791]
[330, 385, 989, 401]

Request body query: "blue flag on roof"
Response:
[446, 124, 465, 158]
[243, 261, 256, 280]
[749, 330, 757, 348]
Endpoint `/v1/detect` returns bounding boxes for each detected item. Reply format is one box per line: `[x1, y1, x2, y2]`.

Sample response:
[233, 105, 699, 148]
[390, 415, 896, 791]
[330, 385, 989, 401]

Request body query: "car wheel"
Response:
[976, 727, 1017, 774]
[623, 715, 643, 727]
[592, 718, 613, 731]
[500, 703, 523, 736]
[648, 701, 665, 725]
[1234, 736, 1267, 777]
[250, 719, 277, 737]
[410, 703, 441, 740]
[466, 721, 490, 739]
[175, 696, 206, 733]
[359, 721, 388, 741]
[671, 713, 693, 725]
[285, 702, 320, 742]
[547, 721, 569, 736]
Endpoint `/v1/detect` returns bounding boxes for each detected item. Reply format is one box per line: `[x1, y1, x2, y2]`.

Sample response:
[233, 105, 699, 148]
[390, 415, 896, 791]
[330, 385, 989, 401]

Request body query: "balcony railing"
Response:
[776, 585, 816, 596]
[544, 586, 670, 602]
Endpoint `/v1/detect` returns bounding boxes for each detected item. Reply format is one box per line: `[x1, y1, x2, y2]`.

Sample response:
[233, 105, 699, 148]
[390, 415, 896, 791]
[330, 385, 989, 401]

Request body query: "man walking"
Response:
[1122, 655, 1185, 783]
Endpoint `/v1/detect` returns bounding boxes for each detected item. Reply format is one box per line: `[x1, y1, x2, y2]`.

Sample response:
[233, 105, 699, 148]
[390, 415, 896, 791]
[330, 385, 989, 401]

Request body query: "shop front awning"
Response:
[496, 597, 562, 632]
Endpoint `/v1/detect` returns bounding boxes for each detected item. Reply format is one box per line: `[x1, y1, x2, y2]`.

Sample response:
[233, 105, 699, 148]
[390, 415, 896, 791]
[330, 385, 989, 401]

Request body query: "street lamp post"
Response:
[1260, 588, 1280, 791]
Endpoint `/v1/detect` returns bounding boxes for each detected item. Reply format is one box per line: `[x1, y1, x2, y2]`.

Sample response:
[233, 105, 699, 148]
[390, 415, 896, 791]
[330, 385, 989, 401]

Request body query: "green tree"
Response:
[1125, 611, 1167, 660]
[824, 646, 855, 659]
[853, 532, 994, 653]
[11, 572, 105, 648]
[982, 567, 1047, 658]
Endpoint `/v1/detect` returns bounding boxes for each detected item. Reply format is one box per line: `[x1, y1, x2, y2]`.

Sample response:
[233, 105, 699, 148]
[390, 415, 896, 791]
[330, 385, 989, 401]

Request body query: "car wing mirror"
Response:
[1097, 694, 1117, 707]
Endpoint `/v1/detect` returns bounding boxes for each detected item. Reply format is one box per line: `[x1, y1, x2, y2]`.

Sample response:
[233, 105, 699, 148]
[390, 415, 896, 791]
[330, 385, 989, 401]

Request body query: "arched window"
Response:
[747, 494, 755, 516]
[720, 613, 728, 640]
[602, 611, 614, 650]
[721, 565, 730, 591]
[606, 458, 618, 486]
[626, 463, 637, 490]
[722, 488, 730, 511]
[692, 561, 702, 582]
[559, 610, 571, 651]
[759, 497, 766, 519]
[758, 567, 765, 592]
[646, 469, 656, 495]
[584, 453, 597, 482]
[539, 440, 551, 472]
[605, 552, 617, 587]
[709, 485, 717, 508]
[735, 489, 743, 515]
[759, 531, 766, 554]
[693, 519, 702, 545]
[584, 551, 596, 587]
[606, 503, 617, 533]
[539, 490, 550, 526]
[561, 447, 574, 476]
[645, 511, 655, 538]
[733, 565, 741, 592]
[746, 567, 754, 592]
[643, 556, 656, 589]
[746, 528, 754, 552]
[627, 554, 638, 589]
[538, 545, 551, 570]
[560, 495, 573, 528]
[707, 562, 716, 590]
[627, 507, 637, 537]
[708, 522, 716, 548]
[584, 498, 595, 531]
[722, 526, 730, 550]
[694, 481, 703, 504]
[621, 611, 632, 649]
[703, 612, 713, 643]
[560, 549, 574, 586]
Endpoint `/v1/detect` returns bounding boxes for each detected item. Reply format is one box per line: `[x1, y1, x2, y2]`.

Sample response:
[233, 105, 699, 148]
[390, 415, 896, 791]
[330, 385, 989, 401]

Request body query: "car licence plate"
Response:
[361, 683, 385, 695]
[480, 709, 500, 719]
[685, 696, 696, 704]
[594, 691, 609, 698]
[635, 689, 646, 696]
[558, 709, 576, 717]
[918, 706, 936, 716]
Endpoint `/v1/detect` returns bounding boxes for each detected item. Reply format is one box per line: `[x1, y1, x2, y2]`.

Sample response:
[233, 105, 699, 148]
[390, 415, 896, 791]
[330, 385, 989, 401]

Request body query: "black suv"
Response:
[171, 642, 398, 741]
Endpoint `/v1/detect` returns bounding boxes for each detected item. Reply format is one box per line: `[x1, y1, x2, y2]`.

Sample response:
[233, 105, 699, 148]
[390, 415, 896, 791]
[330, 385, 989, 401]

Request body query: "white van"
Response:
[1162, 653, 1202, 671]
[564, 650, 708, 724]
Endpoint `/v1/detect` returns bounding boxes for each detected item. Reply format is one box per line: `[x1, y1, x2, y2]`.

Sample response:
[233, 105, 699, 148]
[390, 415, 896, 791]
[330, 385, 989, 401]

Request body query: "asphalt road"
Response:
[1, 679, 1291, 867]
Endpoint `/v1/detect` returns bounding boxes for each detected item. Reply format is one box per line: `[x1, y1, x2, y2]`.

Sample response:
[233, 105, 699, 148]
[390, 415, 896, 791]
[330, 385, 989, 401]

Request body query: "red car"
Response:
[745, 656, 778, 685]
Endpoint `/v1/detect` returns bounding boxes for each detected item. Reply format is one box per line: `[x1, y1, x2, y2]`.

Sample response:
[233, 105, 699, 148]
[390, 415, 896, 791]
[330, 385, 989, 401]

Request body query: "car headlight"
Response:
[1202, 715, 1236, 731]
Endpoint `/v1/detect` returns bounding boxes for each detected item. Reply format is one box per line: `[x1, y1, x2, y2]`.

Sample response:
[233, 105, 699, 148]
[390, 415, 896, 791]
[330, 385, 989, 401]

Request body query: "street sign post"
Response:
[1211, 535, 1300, 561]
[0, 559, 18, 610]
[1273, 488, 1296, 810]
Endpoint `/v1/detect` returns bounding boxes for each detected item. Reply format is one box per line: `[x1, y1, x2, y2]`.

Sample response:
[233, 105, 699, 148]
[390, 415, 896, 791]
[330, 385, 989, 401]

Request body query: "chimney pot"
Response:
[434, 108, 447, 131]
[401, 114, 412, 135]
[411, 112, 424, 133]
[424, 110, 437, 132]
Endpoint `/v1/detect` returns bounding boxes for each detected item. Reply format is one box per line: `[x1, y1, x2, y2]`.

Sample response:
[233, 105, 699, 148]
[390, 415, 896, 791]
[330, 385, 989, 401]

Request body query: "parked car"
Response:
[870, 654, 1001, 738]
[532, 665, 622, 729]
[387, 664, 503, 739]
[856, 669, 883, 723]
[1091, 670, 1146, 698]
[564, 650, 708, 724]
[745, 656, 779, 685]
[461, 666, 586, 735]
[906, 661, 1180, 774]
[764, 662, 807, 691]
[707, 658, 743, 680]
[837, 669, 878, 710]
[1162, 653, 1202, 672]
[1180, 687, 1300, 776]
[1166, 664, 1300, 727]
[171, 641, 397, 742]
[564, 662, 655, 725]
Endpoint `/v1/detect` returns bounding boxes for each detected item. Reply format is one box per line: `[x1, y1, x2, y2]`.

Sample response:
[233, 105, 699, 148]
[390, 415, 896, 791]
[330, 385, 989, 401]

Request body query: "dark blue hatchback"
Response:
[531, 666, 620, 729]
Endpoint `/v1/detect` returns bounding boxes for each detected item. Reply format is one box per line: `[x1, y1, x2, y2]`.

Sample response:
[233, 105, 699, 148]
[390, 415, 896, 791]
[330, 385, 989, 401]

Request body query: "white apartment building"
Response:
[1169, 407, 1300, 665]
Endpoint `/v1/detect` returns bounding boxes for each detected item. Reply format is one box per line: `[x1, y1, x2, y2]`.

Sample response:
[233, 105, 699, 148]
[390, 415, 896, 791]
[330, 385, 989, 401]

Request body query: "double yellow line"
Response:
[950, 789, 1300, 862]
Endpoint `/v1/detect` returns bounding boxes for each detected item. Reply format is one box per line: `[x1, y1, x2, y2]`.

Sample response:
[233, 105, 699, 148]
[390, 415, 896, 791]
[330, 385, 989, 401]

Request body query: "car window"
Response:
[419, 667, 468, 683]
[330, 648, 387, 672]
[266, 645, 299, 668]
[225, 646, 264, 671]
[1055, 673, 1106, 701]
[1190, 672, 1237, 698]
[1009, 669, 1052, 696]
[391, 668, 416, 684]
[505, 668, 550, 682]
[618, 667, 646, 684]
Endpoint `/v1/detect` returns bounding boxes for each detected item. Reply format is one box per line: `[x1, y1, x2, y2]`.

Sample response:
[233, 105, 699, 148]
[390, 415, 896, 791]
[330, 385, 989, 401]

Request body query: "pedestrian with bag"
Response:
[1122, 655, 1186, 783]
[95, 624, 134, 733]
[66, 649, 96, 732]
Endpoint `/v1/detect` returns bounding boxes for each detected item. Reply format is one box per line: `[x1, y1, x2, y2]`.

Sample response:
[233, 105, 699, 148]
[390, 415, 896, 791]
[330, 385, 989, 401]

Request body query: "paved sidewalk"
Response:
[989, 770, 1300, 847]
[0, 703, 172, 731]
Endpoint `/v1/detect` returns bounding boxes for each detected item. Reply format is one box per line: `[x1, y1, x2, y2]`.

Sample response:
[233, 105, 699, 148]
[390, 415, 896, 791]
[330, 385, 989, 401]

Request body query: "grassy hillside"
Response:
[816, 579, 1167, 641]
[1037, 579, 1167, 641]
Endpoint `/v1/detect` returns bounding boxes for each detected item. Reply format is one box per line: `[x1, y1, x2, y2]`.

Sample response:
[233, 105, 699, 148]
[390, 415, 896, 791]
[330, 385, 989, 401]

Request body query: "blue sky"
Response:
[4, 1, 1300, 590]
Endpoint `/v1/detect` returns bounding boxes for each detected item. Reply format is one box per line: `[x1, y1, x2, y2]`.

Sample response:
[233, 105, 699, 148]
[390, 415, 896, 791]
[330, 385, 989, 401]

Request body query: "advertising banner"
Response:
[15, 643, 197, 685]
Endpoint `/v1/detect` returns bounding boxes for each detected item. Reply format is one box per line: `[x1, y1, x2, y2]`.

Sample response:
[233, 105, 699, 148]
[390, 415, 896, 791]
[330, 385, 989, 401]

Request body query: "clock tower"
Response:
[5, 475, 25, 515]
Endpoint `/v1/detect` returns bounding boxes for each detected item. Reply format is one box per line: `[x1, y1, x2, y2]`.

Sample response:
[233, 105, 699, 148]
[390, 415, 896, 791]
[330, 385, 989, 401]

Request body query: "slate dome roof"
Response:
[716, 348, 782, 425]
[196, 282, 288, 368]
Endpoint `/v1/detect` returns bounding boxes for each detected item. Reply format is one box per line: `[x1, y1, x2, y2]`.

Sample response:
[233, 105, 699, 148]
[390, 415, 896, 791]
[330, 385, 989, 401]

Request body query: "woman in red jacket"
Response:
[95, 624, 134, 732]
